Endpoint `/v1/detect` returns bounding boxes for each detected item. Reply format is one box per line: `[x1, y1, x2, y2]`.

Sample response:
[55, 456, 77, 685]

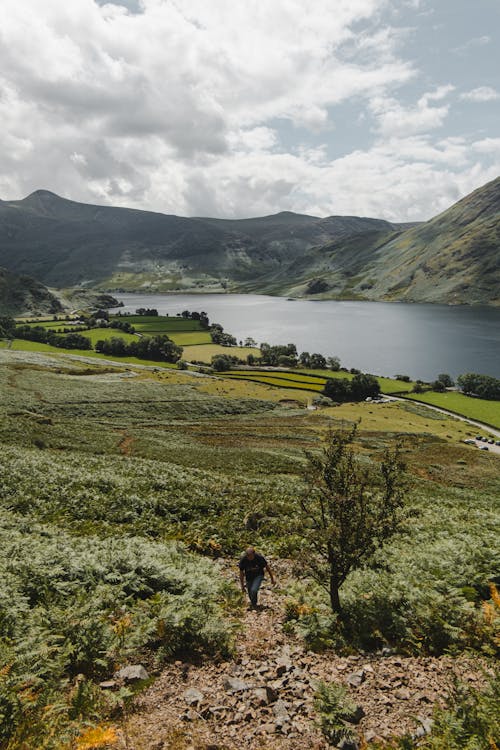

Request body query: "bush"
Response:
[314, 681, 357, 745]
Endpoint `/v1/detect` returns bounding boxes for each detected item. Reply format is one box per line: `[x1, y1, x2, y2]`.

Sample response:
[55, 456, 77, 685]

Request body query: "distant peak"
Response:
[23, 189, 63, 201]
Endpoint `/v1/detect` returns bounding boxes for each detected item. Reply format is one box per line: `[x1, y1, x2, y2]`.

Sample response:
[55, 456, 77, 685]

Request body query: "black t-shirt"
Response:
[239, 552, 267, 581]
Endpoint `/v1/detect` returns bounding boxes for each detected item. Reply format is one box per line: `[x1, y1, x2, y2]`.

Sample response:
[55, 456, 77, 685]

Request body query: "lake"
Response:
[111, 293, 500, 381]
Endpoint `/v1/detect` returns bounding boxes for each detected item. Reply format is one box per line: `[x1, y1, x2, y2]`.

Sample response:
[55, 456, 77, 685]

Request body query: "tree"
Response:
[290, 425, 407, 615]
[0, 316, 15, 338]
[457, 373, 500, 400]
[437, 373, 454, 388]
[350, 373, 380, 400]
[211, 354, 233, 371]
[310, 353, 327, 369]
[327, 356, 341, 371]
[323, 377, 352, 402]
[431, 380, 446, 392]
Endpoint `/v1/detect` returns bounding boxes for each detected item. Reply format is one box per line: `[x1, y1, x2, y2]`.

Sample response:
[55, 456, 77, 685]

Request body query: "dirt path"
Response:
[112, 563, 486, 750]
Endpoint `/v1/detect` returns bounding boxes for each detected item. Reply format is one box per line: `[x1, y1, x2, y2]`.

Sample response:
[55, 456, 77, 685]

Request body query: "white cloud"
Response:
[368, 86, 453, 137]
[460, 86, 500, 102]
[452, 35, 491, 54]
[0, 0, 498, 224]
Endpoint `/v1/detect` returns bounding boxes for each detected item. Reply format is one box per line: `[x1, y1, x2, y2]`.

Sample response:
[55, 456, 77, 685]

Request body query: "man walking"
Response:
[239, 546, 275, 609]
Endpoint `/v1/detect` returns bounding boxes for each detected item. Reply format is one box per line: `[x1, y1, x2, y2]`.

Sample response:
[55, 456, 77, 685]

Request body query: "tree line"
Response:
[95, 334, 182, 363]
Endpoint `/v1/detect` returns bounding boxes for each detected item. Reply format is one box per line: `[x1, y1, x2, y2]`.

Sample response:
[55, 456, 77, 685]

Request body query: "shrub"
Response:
[314, 681, 357, 745]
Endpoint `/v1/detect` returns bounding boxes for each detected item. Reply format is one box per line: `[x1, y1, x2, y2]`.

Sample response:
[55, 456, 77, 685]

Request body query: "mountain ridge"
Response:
[0, 178, 499, 305]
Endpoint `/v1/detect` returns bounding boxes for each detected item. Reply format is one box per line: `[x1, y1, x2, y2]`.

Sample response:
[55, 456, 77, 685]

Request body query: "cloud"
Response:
[460, 86, 500, 102]
[0, 0, 498, 223]
[452, 35, 491, 54]
[368, 86, 453, 137]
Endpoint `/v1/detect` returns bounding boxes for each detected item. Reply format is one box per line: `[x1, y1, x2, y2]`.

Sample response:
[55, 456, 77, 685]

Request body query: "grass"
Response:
[168, 331, 212, 346]
[221, 368, 415, 396]
[0, 352, 498, 747]
[404, 391, 500, 430]
[182, 344, 260, 363]
[117, 315, 203, 332]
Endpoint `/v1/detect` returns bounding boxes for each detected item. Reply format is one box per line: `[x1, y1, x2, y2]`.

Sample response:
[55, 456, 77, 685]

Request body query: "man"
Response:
[239, 546, 275, 609]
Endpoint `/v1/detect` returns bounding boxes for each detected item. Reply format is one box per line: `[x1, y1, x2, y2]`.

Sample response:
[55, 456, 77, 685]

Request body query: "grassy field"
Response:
[296, 369, 415, 394]
[404, 391, 500, 430]
[0, 351, 498, 746]
[222, 368, 415, 396]
[168, 330, 213, 346]
[182, 343, 260, 362]
[117, 315, 203, 332]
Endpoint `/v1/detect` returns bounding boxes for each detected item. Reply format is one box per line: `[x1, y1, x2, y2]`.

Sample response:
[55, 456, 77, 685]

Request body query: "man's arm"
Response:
[265, 562, 276, 586]
[239, 569, 246, 591]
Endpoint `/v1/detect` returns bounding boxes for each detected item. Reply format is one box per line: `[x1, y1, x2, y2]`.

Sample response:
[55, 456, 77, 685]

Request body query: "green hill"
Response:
[0, 177, 499, 304]
[0, 266, 63, 316]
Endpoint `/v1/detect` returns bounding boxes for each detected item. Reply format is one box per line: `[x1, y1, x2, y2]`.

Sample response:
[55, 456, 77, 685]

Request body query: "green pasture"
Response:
[224, 370, 326, 392]
[168, 330, 213, 346]
[67, 327, 138, 345]
[223, 368, 415, 396]
[116, 315, 203, 332]
[296, 368, 415, 394]
[405, 391, 500, 430]
[183, 343, 260, 363]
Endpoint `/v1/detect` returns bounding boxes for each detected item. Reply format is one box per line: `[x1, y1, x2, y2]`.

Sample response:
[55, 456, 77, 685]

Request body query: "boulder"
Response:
[114, 664, 149, 682]
[182, 687, 204, 706]
[346, 670, 366, 688]
[223, 676, 251, 693]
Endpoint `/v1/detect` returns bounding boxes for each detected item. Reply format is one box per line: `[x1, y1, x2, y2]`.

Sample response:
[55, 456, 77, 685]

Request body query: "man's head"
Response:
[246, 546, 256, 559]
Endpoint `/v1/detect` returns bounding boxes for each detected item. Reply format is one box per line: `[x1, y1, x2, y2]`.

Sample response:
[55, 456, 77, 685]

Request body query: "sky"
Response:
[1, 0, 499, 221]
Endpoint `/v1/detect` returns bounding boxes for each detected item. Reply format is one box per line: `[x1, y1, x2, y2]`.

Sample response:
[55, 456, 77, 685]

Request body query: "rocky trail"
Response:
[112, 562, 485, 750]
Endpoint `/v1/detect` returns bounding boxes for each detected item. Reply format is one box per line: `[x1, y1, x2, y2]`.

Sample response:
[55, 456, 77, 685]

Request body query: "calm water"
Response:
[111, 294, 500, 381]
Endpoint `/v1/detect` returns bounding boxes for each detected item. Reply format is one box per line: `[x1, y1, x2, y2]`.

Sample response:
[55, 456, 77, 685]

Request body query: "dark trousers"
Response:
[247, 575, 264, 607]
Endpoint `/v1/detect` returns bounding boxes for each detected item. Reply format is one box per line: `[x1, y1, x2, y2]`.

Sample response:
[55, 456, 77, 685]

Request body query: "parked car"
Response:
[464, 439, 476, 445]
[479, 445, 489, 451]
[488, 439, 495, 444]
[495, 440, 500, 446]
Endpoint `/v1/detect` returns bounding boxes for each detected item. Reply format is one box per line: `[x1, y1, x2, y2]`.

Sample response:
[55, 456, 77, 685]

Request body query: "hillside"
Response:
[0, 266, 63, 316]
[0, 177, 499, 304]
[0, 350, 498, 748]
[354, 176, 500, 304]
[0, 190, 400, 292]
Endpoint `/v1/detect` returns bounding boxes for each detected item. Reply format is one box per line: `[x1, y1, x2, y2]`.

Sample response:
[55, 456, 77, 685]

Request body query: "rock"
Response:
[338, 739, 359, 750]
[414, 716, 434, 737]
[260, 722, 276, 734]
[223, 676, 251, 693]
[344, 705, 366, 724]
[414, 691, 433, 703]
[346, 670, 366, 688]
[273, 699, 290, 725]
[99, 680, 117, 689]
[253, 688, 269, 706]
[265, 685, 279, 703]
[180, 709, 198, 722]
[182, 688, 204, 706]
[114, 664, 149, 682]
[394, 687, 412, 701]
[364, 730, 380, 743]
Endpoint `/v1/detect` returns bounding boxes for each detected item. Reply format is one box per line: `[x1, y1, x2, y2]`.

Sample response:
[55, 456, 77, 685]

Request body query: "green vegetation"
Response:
[404, 391, 500, 430]
[373, 670, 500, 749]
[0, 344, 498, 746]
[314, 681, 358, 745]
[287, 426, 406, 614]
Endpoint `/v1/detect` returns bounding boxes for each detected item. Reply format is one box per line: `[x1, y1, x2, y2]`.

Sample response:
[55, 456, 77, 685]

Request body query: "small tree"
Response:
[291, 425, 407, 616]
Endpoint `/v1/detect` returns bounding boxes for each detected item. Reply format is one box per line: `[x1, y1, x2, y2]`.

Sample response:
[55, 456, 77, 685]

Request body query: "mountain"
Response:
[0, 178, 498, 305]
[0, 190, 400, 292]
[0, 266, 63, 316]
[350, 176, 500, 305]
